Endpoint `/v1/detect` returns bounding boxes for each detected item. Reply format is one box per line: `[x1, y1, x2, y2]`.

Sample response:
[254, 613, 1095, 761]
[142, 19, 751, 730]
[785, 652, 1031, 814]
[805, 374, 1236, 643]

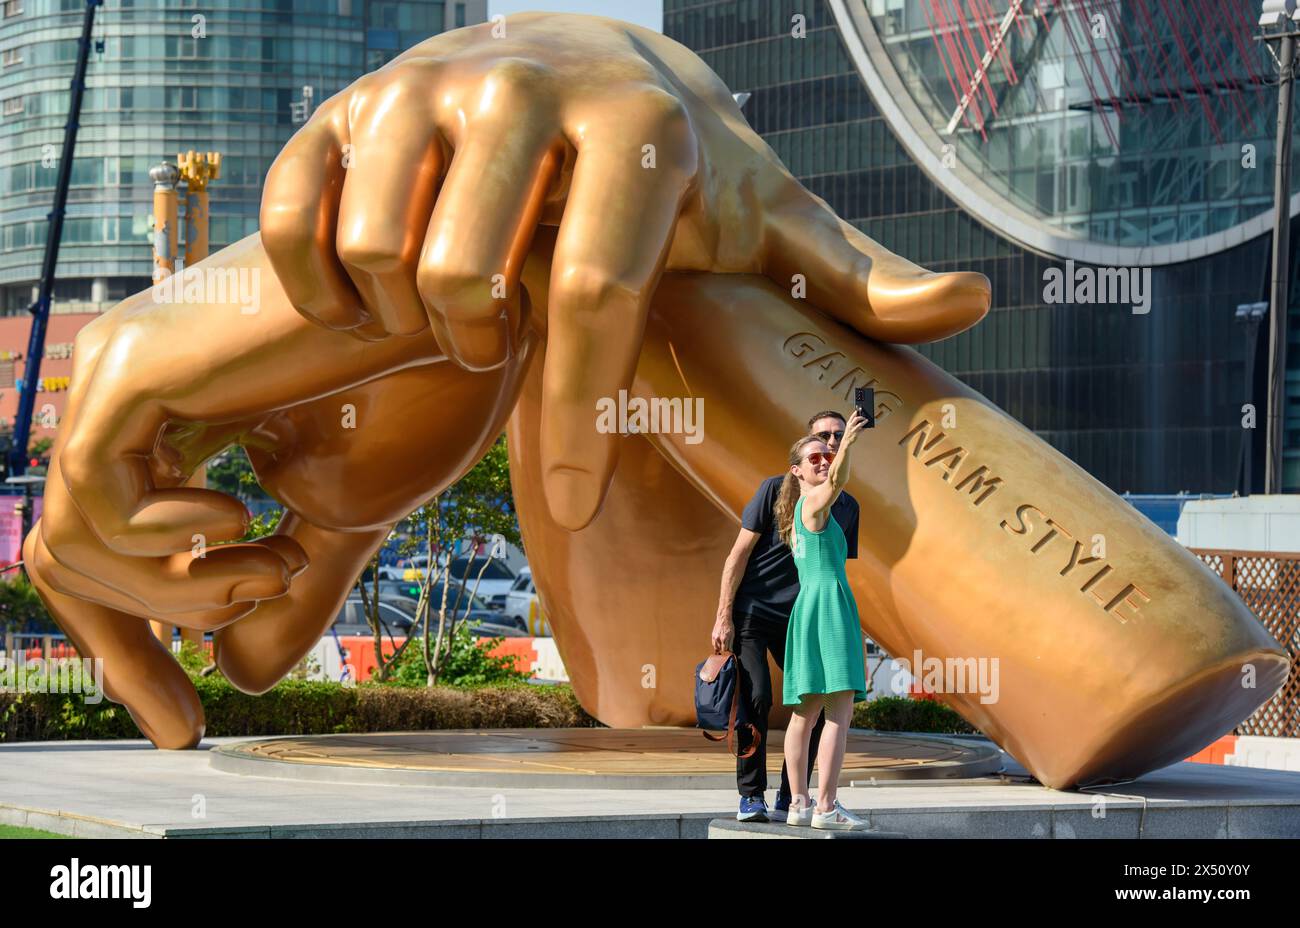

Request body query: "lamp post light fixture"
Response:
[1261, 0, 1300, 25]
[1257, 0, 1300, 493]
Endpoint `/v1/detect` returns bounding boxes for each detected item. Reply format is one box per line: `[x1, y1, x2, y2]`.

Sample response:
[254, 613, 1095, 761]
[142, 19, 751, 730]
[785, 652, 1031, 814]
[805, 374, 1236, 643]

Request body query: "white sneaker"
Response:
[811, 799, 869, 831]
[786, 798, 814, 827]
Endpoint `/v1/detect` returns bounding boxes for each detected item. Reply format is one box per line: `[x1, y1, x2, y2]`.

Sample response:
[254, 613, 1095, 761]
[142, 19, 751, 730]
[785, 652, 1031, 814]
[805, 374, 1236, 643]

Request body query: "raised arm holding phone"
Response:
[711, 411, 861, 825]
[777, 408, 871, 830]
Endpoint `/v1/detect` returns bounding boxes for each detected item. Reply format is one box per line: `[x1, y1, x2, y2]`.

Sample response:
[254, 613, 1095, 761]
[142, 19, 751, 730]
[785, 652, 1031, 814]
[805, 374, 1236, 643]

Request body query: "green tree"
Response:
[241, 507, 284, 542]
[202, 446, 284, 541]
[369, 435, 523, 685]
[0, 572, 56, 634]
[205, 445, 272, 504]
[382, 623, 532, 688]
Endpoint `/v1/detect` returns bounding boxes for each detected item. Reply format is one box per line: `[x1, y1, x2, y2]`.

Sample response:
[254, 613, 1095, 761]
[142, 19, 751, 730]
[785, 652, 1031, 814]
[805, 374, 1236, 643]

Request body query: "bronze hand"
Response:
[259, 12, 990, 531]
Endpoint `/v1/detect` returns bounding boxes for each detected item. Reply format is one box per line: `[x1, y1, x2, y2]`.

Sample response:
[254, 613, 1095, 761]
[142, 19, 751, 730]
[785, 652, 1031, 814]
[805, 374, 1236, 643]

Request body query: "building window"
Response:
[2, 96, 23, 116]
[172, 36, 198, 58]
[1, 47, 21, 67]
[455, 2, 465, 28]
[2, 0, 23, 18]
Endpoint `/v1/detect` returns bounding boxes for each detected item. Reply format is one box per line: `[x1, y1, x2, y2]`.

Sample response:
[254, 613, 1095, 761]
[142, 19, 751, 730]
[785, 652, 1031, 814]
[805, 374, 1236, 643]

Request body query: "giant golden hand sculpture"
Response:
[258, 13, 990, 532]
[23, 14, 1287, 789]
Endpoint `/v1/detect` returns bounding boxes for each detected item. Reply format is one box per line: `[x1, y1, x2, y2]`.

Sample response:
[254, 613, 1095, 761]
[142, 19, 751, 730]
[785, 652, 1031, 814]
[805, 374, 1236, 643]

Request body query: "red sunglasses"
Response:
[801, 451, 835, 467]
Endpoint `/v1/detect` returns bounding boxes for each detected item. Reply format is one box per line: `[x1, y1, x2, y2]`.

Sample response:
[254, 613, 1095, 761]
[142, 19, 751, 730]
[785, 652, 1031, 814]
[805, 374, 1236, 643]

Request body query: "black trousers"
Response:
[734, 613, 825, 799]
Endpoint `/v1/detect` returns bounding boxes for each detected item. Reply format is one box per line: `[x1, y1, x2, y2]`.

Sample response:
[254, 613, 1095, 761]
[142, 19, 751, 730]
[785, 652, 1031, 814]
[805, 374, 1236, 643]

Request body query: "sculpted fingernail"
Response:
[229, 578, 288, 603]
[543, 466, 601, 531]
[261, 537, 310, 576]
[448, 319, 511, 372]
[281, 548, 310, 577]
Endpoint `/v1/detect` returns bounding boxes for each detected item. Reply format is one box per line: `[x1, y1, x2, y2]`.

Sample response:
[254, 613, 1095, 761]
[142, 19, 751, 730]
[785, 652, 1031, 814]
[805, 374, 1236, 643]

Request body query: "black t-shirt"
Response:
[732, 476, 859, 625]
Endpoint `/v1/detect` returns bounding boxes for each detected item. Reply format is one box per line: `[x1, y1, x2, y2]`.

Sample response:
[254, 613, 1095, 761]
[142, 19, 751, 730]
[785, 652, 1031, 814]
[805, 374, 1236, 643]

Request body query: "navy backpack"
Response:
[695, 650, 760, 758]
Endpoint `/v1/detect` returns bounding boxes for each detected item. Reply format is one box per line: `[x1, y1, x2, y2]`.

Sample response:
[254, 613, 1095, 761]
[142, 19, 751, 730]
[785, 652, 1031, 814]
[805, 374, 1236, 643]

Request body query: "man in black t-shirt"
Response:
[710, 411, 861, 822]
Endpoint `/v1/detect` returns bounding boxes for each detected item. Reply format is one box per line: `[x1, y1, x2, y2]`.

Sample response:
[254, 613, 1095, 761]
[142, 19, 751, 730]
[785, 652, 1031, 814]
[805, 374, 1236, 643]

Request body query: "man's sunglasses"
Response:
[801, 451, 836, 467]
[813, 430, 845, 442]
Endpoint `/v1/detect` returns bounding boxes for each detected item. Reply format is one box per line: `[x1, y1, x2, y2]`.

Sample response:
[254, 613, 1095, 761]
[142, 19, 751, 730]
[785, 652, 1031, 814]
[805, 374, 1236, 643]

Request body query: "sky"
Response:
[487, 0, 663, 32]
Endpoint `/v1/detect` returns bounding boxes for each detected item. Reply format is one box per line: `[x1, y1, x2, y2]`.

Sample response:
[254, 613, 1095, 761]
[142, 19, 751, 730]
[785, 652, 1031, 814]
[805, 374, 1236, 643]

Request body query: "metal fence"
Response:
[1193, 549, 1300, 738]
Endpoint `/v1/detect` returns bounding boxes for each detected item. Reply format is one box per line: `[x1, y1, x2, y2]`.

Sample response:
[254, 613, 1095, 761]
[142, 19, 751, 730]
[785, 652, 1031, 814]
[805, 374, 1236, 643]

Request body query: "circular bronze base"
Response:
[210, 728, 1004, 789]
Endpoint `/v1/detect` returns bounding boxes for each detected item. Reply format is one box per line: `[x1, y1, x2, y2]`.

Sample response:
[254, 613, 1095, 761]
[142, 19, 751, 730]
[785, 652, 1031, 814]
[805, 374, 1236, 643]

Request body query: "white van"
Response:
[503, 567, 551, 637]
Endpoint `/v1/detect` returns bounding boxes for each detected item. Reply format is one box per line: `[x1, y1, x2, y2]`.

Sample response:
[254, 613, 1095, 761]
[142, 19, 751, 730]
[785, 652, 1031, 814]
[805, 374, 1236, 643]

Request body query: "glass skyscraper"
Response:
[0, 0, 484, 314]
[666, 0, 1297, 494]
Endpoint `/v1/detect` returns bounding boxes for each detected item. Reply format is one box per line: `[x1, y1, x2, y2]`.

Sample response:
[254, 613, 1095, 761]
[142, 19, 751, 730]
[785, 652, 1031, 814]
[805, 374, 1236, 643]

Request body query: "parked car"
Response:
[503, 567, 550, 636]
[332, 596, 528, 642]
[468, 622, 530, 639]
[364, 579, 427, 601]
[446, 556, 517, 610]
[389, 557, 515, 608]
[355, 580, 524, 631]
[380, 554, 427, 581]
[332, 596, 417, 638]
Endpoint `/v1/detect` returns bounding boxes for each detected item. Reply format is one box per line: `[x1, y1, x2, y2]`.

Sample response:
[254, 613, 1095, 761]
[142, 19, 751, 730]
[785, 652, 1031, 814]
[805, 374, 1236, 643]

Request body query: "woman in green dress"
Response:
[773, 411, 869, 830]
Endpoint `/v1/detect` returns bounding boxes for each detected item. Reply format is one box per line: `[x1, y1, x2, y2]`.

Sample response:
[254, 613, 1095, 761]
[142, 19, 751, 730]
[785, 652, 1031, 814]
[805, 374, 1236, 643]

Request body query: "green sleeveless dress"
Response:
[783, 495, 868, 706]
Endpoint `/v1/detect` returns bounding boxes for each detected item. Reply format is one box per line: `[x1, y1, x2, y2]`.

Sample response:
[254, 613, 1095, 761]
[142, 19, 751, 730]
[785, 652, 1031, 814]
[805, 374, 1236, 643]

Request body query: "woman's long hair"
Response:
[774, 435, 825, 549]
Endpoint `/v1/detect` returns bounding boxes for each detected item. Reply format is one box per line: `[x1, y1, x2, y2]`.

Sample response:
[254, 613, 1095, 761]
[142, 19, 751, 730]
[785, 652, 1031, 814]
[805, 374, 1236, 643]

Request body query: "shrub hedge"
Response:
[0, 677, 600, 742]
[852, 695, 977, 735]
[0, 662, 974, 742]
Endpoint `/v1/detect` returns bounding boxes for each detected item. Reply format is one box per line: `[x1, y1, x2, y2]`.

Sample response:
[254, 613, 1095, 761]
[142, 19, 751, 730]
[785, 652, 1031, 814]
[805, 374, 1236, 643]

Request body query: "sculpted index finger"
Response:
[540, 87, 698, 531]
[56, 322, 262, 559]
[261, 99, 371, 332]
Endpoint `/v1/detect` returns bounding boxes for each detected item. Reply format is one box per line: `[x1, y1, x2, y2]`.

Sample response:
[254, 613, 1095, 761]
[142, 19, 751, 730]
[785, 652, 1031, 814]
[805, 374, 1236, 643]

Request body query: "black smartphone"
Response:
[853, 386, 876, 428]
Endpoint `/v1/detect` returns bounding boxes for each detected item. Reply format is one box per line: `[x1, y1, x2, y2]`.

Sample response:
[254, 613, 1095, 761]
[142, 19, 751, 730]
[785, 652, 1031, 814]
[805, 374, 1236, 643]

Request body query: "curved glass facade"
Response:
[665, 0, 1298, 492]
[862, 0, 1283, 249]
[0, 0, 474, 312]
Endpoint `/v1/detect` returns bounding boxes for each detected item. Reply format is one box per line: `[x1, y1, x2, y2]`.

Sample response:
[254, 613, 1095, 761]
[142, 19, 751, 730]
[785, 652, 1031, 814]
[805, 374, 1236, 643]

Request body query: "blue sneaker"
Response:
[773, 794, 791, 814]
[737, 796, 769, 822]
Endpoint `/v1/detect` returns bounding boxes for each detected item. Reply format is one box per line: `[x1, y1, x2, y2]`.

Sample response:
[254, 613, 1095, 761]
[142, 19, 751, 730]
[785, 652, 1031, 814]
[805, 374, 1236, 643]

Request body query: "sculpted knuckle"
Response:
[640, 85, 690, 126]
[101, 318, 148, 365]
[40, 511, 81, 556]
[555, 264, 640, 315]
[56, 437, 95, 496]
[259, 199, 307, 255]
[31, 555, 74, 597]
[337, 237, 403, 274]
[483, 56, 554, 88]
[636, 86, 698, 176]
[416, 266, 499, 319]
[72, 316, 114, 365]
[344, 74, 388, 128]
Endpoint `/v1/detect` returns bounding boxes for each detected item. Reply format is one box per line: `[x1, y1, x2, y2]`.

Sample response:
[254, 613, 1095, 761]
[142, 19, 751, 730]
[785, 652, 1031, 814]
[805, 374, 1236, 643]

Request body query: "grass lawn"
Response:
[0, 824, 64, 839]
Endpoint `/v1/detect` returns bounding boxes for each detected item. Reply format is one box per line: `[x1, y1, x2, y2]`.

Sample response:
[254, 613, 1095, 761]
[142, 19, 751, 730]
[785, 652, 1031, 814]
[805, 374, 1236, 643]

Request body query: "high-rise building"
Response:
[0, 0, 486, 315]
[666, 0, 1294, 495]
[0, 0, 484, 445]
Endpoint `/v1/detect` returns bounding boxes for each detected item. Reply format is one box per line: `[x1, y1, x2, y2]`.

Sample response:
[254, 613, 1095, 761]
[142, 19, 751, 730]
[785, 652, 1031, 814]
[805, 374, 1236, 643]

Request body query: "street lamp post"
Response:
[1259, 1, 1300, 493]
[1236, 301, 1269, 494]
[5, 474, 45, 580]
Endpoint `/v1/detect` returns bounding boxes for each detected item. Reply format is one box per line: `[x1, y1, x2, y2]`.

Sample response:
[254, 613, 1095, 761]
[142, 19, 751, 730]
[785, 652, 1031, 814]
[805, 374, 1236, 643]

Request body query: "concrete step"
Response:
[709, 818, 907, 839]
